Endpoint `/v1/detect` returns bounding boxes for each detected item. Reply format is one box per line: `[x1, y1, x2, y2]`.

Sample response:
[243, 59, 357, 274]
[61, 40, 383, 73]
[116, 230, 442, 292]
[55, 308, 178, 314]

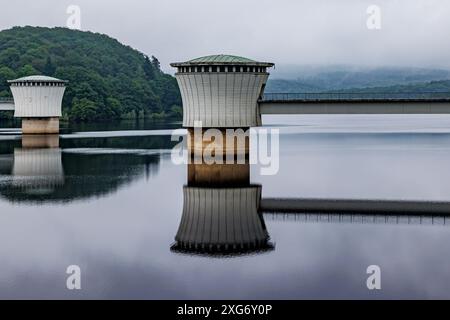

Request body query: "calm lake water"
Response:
[2, 115, 450, 299]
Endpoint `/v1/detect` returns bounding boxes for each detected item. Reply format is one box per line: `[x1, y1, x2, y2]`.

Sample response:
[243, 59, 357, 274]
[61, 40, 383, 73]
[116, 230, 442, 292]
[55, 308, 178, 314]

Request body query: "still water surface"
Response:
[1, 115, 450, 299]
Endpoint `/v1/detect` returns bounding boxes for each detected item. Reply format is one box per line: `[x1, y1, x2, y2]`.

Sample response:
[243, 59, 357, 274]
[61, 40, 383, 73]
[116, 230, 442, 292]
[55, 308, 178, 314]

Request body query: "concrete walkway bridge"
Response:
[0, 98, 14, 111]
[259, 92, 450, 115]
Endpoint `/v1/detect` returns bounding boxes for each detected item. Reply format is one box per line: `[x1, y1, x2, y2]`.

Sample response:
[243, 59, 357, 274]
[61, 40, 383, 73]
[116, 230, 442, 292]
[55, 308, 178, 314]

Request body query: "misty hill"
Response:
[0, 26, 181, 121]
[267, 65, 450, 93]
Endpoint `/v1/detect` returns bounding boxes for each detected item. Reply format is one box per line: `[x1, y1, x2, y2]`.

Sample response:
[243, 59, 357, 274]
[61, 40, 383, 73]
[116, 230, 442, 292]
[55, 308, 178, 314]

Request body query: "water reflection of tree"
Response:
[0, 133, 177, 154]
[62, 135, 177, 150]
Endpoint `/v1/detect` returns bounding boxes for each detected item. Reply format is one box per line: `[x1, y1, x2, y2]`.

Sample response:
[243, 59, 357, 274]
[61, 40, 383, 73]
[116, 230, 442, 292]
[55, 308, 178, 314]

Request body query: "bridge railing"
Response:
[261, 92, 450, 102]
[0, 97, 14, 103]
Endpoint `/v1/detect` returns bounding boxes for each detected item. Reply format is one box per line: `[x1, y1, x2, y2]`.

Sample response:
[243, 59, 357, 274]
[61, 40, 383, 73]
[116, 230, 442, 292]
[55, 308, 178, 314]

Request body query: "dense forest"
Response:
[0, 26, 181, 121]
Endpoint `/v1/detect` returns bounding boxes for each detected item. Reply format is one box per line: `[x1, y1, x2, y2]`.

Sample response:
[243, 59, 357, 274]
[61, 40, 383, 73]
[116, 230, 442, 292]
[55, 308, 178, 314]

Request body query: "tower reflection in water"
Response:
[1, 134, 163, 203]
[12, 135, 64, 195]
[171, 161, 274, 257]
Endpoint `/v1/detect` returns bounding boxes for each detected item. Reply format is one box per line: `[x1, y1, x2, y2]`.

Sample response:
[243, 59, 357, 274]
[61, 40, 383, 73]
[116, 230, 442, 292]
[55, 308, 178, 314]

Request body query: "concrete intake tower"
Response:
[171, 55, 274, 157]
[171, 54, 274, 128]
[8, 75, 68, 134]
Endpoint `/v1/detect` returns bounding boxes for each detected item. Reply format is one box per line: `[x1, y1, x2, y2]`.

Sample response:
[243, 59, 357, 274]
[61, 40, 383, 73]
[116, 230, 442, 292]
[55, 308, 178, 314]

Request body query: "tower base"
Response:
[187, 128, 250, 160]
[21, 118, 60, 134]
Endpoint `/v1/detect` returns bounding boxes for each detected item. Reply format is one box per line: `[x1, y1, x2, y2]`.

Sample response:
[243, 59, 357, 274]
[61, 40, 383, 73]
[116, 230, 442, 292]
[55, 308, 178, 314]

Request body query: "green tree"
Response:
[0, 67, 16, 97]
[17, 64, 38, 77]
[151, 56, 161, 72]
[143, 55, 155, 80]
[43, 56, 56, 76]
[69, 98, 98, 121]
[0, 26, 182, 122]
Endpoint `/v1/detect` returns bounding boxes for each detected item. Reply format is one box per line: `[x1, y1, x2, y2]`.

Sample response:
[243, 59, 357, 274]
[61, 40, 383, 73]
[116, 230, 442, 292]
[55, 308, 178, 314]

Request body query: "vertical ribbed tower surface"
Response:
[171, 55, 274, 128]
[8, 75, 68, 134]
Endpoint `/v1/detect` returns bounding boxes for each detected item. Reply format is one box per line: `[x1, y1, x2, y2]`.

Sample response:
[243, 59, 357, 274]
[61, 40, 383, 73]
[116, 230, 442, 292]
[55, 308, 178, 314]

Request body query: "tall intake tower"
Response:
[8, 76, 68, 134]
[171, 55, 274, 128]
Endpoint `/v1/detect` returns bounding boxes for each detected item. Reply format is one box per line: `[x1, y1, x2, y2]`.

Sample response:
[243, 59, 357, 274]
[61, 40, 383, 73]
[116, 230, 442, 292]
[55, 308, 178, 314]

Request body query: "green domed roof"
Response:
[171, 54, 274, 67]
[189, 55, 257, 64]
[8, 75, 68, 83]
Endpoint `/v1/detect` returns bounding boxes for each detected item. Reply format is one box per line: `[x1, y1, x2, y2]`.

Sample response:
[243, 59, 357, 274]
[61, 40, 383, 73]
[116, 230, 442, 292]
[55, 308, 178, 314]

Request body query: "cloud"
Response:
[1, 0, 449, 72]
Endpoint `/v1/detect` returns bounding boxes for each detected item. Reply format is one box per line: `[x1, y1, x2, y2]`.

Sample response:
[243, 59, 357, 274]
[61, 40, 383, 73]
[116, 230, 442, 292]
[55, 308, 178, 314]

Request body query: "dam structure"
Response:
[7, 75, 68, 134]
[171, 55, 450, 128]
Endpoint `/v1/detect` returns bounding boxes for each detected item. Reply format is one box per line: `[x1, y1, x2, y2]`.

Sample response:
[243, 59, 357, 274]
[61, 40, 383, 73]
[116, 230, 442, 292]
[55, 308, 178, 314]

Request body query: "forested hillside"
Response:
[0, 26, 181, 121]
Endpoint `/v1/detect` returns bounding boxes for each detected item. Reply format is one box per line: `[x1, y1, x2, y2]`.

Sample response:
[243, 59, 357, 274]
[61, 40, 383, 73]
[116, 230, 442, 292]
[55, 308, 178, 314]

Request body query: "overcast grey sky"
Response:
[1, 0, 449, 72]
